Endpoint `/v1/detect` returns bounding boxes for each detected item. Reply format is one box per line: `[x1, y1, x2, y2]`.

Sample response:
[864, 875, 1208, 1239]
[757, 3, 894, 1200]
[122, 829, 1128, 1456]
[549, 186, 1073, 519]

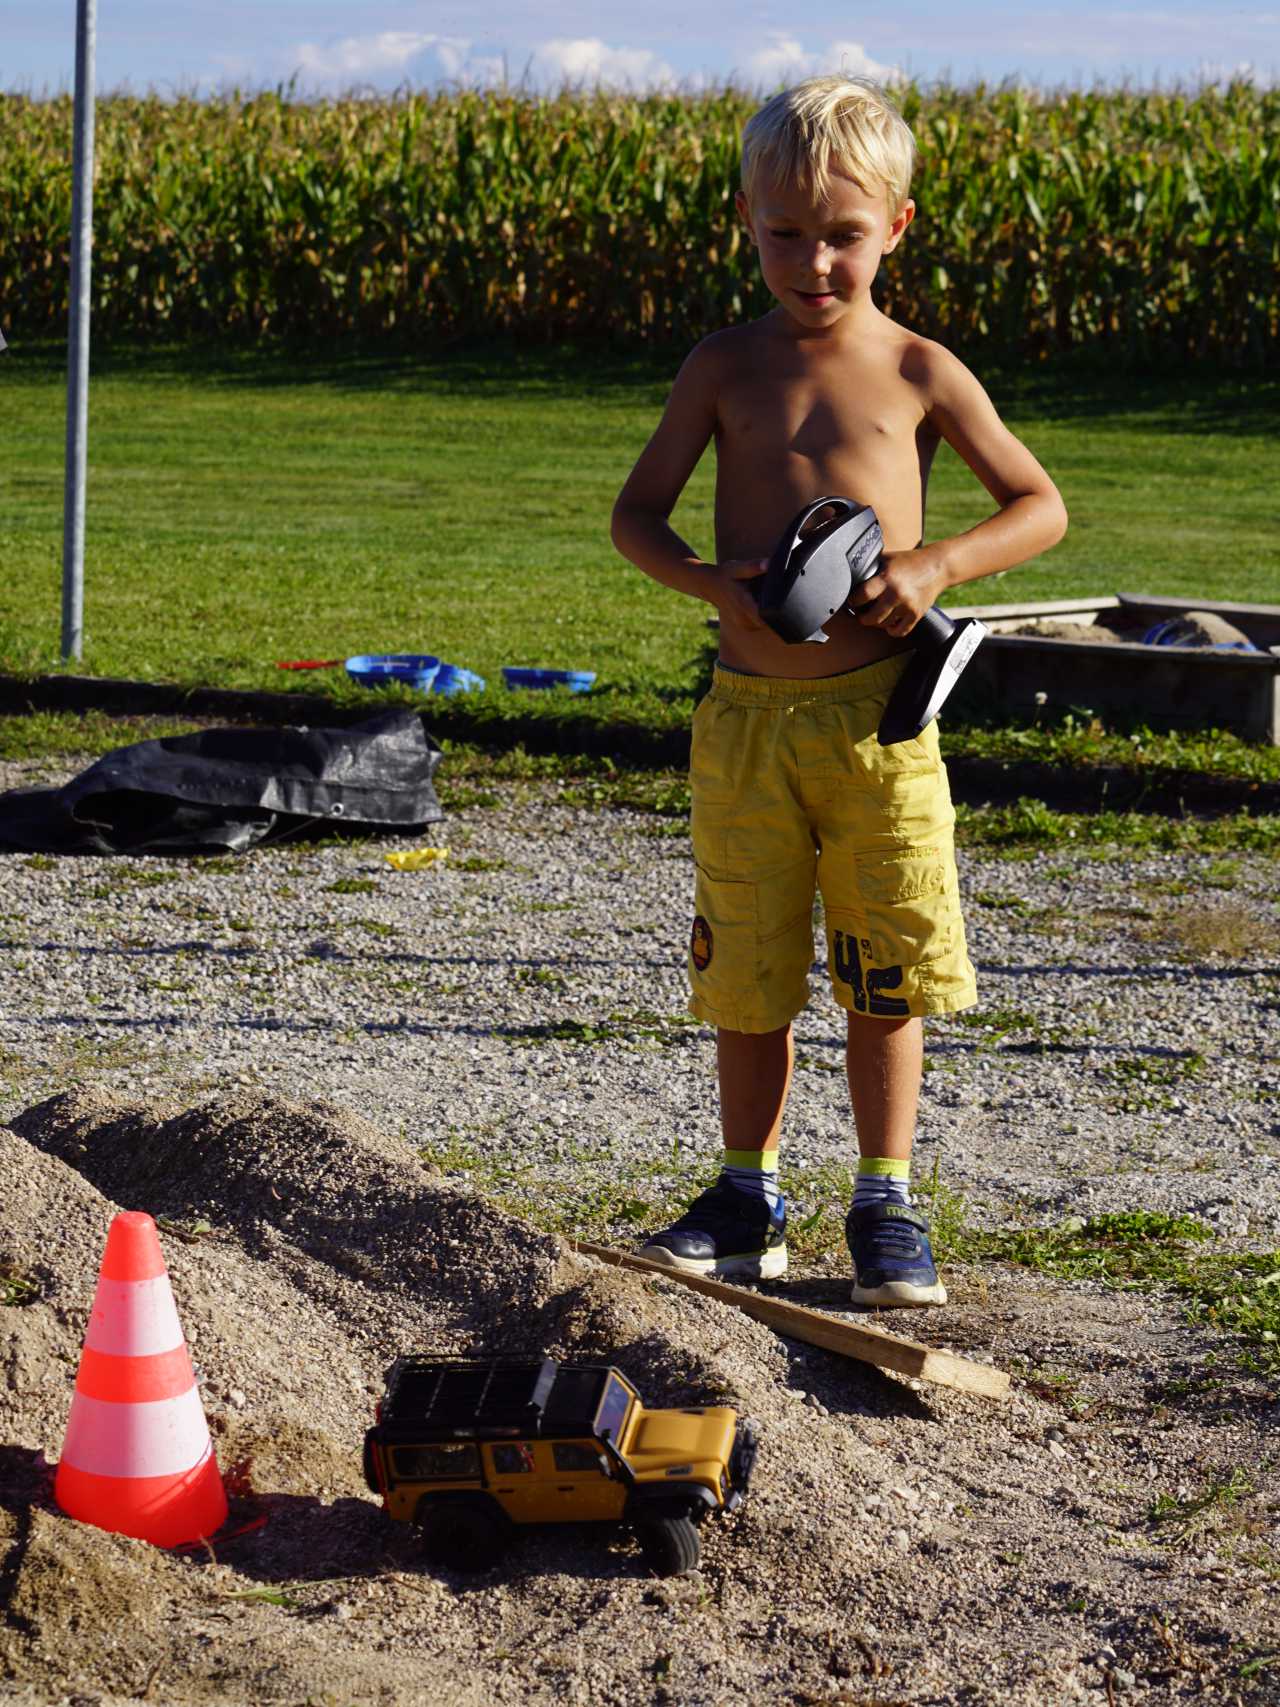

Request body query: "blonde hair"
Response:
[741, 75, 916, 216]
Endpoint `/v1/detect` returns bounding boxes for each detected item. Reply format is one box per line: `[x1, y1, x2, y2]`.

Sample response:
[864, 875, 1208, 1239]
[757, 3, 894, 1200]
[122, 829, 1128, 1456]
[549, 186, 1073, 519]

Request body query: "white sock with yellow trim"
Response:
[720, 1148, 782, 1212]
[851, 1155, 912, 1210]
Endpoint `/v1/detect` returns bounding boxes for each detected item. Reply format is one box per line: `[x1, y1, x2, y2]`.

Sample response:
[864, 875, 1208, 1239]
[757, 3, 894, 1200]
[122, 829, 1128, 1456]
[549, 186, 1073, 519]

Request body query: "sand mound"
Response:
[3, 1089, 877, 1704]
[10, 1086, 566, 1339]
[4, 1089, 1265, 1705]
[8, 1088, 793, 1408]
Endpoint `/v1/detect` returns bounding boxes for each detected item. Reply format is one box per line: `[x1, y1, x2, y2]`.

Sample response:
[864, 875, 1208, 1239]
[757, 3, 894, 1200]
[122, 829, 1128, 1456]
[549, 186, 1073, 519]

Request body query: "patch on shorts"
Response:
[833, 929, 909, 1017]
[690, 915, 713, 972]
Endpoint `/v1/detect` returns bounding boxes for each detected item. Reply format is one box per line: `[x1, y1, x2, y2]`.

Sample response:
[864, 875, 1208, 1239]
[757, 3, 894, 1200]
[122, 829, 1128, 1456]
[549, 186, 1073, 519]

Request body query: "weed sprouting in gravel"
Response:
[0, 1259, 40, 1306]
[1101, 1051, 1208, 1112]
[156, 1215, 216, 1244]
[416, 1126, 710, 1241]
[973, 891, 1031, 912]
[794, 1051, 844, 1075]
[955, 799, 1280, 857]
[83, 865, 183, 892]
[919, 1181, 1280, 1376]
[636, 819, 689, 839]
[1202, 859, 1243, 890]
[1147, 1465, 1253, 1545]
[933, 1004, 1086, 1058]
[438, 786, 501, 809]
[349, 918, 398, 938]
[1021, 1365, 1086, 1412]
[776, 1159, 859, 1257]
[951, 1005, 1038, 1041]
[513, 966, 569, 993]
[1148, 903, 1263, 961]
[325, 877, 379, 896]
[222, 1587, 299, 1609]
[510, 1009, 699, 1048]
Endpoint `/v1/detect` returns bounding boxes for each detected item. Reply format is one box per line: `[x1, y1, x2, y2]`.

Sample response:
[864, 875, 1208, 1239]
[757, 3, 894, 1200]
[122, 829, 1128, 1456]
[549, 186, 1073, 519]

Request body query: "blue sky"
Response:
[4, 3, 1277, 96]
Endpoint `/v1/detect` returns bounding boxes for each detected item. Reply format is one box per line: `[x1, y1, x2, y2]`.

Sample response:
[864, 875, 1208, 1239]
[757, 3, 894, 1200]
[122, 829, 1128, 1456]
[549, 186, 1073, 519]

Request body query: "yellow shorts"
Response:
[688, 657, 977, 1034]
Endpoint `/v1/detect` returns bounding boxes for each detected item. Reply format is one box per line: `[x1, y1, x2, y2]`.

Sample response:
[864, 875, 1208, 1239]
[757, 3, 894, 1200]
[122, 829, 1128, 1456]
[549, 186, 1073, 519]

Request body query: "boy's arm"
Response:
[852, 346, 1069, 636]
[611, 341, 769, 632]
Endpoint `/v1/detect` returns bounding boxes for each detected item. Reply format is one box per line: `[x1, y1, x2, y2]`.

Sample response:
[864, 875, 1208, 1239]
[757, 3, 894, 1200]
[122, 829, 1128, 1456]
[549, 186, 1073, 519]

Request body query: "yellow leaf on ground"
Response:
[385, 846, 450, 871]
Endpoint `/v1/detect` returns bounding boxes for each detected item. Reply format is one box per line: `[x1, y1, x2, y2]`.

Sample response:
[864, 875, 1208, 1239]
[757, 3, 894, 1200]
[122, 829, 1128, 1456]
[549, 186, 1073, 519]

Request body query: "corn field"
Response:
[1, 82, 1277, 362]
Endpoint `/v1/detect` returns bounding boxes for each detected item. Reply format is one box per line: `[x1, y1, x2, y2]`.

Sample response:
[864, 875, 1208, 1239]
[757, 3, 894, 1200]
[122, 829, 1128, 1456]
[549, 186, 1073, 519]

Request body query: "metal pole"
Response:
[62, 0, 97, 664]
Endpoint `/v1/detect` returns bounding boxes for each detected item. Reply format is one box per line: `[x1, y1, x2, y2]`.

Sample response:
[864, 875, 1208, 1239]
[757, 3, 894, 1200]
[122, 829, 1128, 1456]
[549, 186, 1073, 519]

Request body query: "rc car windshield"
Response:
[594, 1373, 632, 1443]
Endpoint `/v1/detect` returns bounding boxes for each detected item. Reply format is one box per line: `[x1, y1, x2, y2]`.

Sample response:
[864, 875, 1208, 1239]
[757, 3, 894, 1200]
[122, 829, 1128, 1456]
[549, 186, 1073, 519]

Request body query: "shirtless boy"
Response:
[611, 75, 1067, 1305]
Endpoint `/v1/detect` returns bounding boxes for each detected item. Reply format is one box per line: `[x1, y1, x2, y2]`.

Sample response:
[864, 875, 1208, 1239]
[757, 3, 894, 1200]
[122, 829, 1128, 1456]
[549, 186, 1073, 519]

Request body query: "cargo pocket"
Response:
[689, 866, 756, 979]
[855, 845, 955, 969]
[687, 867, 759, 1025]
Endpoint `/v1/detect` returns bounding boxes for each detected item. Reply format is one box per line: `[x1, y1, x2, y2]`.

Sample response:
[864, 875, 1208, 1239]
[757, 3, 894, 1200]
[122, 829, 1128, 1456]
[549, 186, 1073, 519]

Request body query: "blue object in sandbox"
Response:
[1141, 621, 1257, 653]
[345, 654, 441, 690]
[502, 667, 597, 693]
[432, 664, 487, 696]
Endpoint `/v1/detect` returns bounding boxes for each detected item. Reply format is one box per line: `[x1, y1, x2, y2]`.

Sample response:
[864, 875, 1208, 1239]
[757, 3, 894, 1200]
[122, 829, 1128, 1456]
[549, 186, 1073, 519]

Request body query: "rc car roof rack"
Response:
[379, 1356, 617, 1440]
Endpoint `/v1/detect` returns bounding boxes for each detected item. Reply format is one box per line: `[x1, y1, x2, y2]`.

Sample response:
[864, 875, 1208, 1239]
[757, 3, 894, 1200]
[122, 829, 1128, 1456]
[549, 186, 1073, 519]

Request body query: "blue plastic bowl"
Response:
[1141, 620, 1256, 653]
[502, 667, 597, 693]
[433, 664, 487, 696]
[345, 653, 441, 691]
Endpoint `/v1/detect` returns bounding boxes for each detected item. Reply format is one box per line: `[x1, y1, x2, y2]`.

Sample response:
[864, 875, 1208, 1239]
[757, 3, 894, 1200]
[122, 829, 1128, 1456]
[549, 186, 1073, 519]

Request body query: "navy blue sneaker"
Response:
[845, 1201, 946, 1307]
[640, 1179, 787, 1280]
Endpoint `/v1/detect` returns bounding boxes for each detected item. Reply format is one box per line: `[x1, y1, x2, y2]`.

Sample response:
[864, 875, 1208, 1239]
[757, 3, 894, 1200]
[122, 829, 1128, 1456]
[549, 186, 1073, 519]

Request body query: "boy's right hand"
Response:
[708, 558, 769, 632]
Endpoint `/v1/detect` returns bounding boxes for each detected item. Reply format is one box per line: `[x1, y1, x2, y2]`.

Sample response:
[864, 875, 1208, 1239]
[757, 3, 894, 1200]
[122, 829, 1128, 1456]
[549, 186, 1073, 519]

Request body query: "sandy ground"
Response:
[1, 1084, 1278, 1707]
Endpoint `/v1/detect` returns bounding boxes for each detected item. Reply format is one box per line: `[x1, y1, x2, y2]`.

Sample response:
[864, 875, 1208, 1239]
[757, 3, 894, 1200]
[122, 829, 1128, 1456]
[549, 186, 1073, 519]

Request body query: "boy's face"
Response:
[735, 169, 914, 331]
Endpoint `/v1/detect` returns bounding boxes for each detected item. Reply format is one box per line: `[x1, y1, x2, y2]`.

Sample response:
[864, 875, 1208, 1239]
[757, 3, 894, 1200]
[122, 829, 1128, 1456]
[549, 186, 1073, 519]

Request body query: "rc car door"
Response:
[548, 1440, 628, 1521]
[483, 1440, 545, 1523]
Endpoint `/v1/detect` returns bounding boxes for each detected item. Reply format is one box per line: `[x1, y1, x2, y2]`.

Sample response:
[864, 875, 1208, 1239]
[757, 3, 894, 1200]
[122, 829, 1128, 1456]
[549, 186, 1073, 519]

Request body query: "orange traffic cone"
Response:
[55, 1210, 228, 1546]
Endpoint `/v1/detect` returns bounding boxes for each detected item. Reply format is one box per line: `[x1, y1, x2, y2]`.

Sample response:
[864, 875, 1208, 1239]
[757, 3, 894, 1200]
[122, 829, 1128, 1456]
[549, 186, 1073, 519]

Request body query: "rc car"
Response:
[363, 1355, 757, 1575]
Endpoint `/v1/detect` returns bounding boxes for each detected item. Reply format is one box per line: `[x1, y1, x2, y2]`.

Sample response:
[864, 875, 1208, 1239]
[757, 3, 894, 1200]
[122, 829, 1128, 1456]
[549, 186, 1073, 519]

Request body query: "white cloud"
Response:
[293, 31, 435, 81]
[527, 37, 678, 89]
[207, 25, 904, 98]
[434, 40, 506, 85]
[1191, 58, 1278, 87]
[741, 33, 902, 89]
[269, 31, 504, 91]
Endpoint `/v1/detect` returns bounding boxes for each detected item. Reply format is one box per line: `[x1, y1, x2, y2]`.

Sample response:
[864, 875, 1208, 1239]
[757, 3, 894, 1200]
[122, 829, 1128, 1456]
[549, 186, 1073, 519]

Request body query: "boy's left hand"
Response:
[847, 545, 950, 637]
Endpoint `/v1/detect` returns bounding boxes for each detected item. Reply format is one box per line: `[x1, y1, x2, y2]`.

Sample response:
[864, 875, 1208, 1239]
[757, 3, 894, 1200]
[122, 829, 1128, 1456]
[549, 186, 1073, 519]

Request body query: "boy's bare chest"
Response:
[716, 369, 928, 466]
[712, 363, 937, 552]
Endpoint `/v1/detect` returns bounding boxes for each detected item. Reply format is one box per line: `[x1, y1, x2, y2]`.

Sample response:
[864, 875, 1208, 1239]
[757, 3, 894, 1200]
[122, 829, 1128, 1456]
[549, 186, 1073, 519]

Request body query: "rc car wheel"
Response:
[634, 1509, 701, 1576]
[417, 1497, 511, 1572]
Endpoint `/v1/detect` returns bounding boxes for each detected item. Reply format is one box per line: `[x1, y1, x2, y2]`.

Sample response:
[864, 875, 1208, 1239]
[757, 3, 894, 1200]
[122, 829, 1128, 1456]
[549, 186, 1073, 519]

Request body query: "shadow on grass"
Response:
[12, 337, 1280, 435]
[988, 363, 1280, 436]
[12, 335, 685, 401]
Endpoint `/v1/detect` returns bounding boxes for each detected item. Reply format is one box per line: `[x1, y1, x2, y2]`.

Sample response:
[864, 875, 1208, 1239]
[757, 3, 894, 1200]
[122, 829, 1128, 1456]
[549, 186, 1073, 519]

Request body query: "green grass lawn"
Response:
[2, 342, 1277, 735]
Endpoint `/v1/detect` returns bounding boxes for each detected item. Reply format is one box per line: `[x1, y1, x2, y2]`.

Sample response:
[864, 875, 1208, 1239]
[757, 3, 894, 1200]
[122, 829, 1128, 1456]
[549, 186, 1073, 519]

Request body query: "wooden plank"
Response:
[946, 595, 1121, 621]
[572, 1240, 1010, 1402]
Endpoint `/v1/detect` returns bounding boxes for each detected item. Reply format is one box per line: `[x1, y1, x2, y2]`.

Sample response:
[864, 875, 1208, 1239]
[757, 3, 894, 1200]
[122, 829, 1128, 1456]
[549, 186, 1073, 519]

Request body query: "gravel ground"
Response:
[0, 753, 1277, 1241]
[2, 747, 1279, 1707]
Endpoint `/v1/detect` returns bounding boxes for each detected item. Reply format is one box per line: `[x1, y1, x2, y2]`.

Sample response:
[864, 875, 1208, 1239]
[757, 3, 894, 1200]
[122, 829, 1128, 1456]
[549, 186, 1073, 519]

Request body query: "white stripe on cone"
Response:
[83, 1275, 185, 1358]
[60, 1387, 213, 1479]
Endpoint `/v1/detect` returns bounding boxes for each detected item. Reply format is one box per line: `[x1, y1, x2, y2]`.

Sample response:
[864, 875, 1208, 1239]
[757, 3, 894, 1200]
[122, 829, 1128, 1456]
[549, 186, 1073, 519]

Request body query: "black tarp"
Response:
[0, 709, 444, 854]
